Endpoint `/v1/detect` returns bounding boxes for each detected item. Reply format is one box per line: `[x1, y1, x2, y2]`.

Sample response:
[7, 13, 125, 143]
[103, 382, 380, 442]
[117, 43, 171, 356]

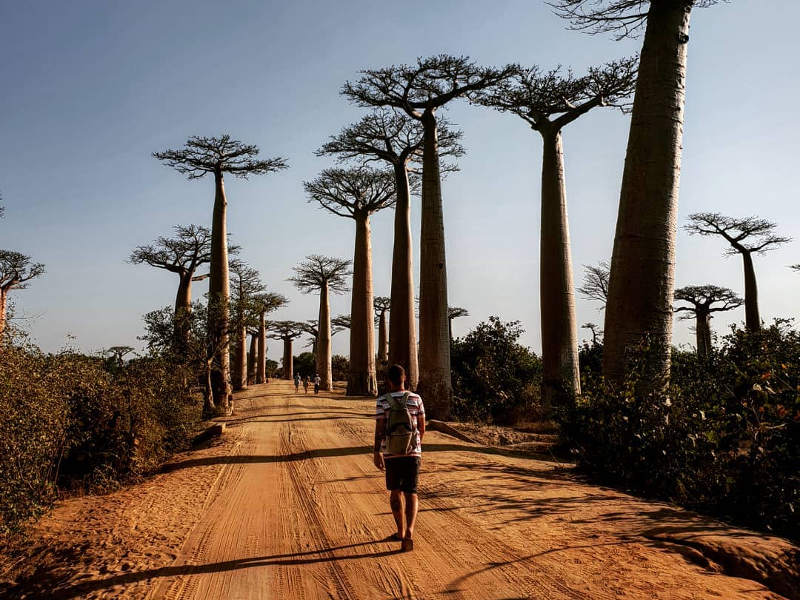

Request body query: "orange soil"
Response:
[1, 381, 795, 599]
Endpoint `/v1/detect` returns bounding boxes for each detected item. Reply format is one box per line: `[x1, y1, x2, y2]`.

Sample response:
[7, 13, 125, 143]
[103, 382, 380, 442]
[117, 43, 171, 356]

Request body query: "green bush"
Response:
[0, 340, 201, 535]
[558, 321, 800, 540]
[451, 317, 542, 424]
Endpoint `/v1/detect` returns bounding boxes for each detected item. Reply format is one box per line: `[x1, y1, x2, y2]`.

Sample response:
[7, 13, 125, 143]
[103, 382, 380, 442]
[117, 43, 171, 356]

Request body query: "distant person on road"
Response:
[303, 375, 309, 394]
[294, 373, 301, 393]
[373, 364, 425, 552]
[314, 374, 321, 394]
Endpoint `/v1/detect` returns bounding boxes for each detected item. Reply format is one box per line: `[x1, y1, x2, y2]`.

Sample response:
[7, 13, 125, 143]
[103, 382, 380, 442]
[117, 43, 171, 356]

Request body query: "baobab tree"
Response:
[229, 260, 265, 391]
[447, 306, 469, 342]
[552, 0, 725, 389]
[268, 321, 303, 380]
[0, 251, 45, 335]
[289, 255, 351, 391]
[153, 135, 287, 410]
[582, 323, 602, 345]
[343, 55, 514, 417]
[252, 292, 288, 384]
[476, 58, 636, 406]
[304, 168, 394, 396]
[129, 225, 230, 349]
[674, 285, 742, 357]
[685, 213, 790, 331]
[332, 314, 351, 330]
[298, 319, 345, 359]
[373, 296, 391, 364]
[578, 261, 610, 309]
[318, 110, 464, 389]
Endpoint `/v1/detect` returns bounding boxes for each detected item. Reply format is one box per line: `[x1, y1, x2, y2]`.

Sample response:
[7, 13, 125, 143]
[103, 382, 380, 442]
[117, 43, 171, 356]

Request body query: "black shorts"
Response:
[384, 456, 420, 494]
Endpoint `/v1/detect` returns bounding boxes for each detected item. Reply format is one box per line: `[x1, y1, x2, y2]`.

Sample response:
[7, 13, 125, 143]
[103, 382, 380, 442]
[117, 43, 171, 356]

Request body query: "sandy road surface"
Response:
[3, 381, 793, 599]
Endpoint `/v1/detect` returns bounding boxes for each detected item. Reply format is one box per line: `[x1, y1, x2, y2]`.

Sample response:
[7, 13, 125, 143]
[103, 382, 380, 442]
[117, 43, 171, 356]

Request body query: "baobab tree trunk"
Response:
[602, 3, 691, 388]
[173, 272, 192, 350]
[539, 129, 581, 409]
[318, 281, 333, 391]
[256, 312, 267, 384]
[696, 311, 712, 358]
[209, 169, 232, 409]
[247, 333, 257, 384]
[417, 109, 452, 418]
[741, 251, 761, 331]
[282, 339, 293, 380]
[232, 325, 247, 391]
[348, 211, 377, 396]
[389, 163, 419, 389]
[0, 290, 7, 336]
[378, 310, 389, 364]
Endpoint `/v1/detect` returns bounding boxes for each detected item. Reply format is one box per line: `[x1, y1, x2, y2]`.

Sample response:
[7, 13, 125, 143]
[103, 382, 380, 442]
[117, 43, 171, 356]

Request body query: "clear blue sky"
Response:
[2, 0, 799, 361]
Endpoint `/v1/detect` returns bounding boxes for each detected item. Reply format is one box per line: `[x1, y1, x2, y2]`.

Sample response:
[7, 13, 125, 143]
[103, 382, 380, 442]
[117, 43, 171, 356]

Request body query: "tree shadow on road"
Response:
[4, 538, 402, 600]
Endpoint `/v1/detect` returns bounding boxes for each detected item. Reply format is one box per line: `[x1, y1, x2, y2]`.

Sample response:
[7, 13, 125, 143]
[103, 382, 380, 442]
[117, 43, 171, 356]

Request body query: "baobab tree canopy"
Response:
[130, 225, 214, 274]
[550, 0, 722, 38]
[0, 251, 45, 293]
[475, 57, 638, 130]
[674, 285, 743, 316]
[153, 135, 288, 179]
[578, 261, 610, 308]
[685, 213, 792, 256]
[288, 255, 351, 294]
[342, 54, 515, 117]
[317, 109, 464, 170]
[304, 167, 396, 217]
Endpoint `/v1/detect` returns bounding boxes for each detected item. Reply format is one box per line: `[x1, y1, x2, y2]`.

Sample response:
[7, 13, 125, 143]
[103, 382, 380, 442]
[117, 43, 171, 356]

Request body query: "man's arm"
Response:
[417, 413, 425, 440]
[373, 415, 386, 470]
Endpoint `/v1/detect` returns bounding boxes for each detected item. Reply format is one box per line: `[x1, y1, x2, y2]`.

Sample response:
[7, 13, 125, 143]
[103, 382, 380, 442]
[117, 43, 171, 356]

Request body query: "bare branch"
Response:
[578, 261, 610, 307]
[0, 250, 45, 291]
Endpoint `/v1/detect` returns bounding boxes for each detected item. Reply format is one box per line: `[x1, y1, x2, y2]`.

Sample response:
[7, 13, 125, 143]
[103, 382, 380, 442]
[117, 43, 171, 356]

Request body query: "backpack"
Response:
[385, 392, 415, 455]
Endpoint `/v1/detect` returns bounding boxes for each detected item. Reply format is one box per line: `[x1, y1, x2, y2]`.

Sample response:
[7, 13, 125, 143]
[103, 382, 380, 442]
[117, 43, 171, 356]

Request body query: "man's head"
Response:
[385, 364, 406, 391]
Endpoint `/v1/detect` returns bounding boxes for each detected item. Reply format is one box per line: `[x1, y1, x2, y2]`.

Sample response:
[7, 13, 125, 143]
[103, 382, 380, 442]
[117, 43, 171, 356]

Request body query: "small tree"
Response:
[129, 225, 231, 350]
[252, 292, 288, 384]
[476, 58, 636, 407]
[289, 255, 351, 390]
[578, 261, 610, 309]
[374, 296, 391, 364]
[154, 135, 287, 410]
[551, 0, 725, 390]
[318, 109, 464, 389]
[229, 260, 265, 391]
[0, 251, 45, 335]
[305, 168, 394, 396]
[343, 55, 515, 417]
[582, 323, 602, 345]
[268, 321, 303, 380]
[686, 213, 790, 331]
[447, 306, 469, 342]
[674, 285, 742, 357]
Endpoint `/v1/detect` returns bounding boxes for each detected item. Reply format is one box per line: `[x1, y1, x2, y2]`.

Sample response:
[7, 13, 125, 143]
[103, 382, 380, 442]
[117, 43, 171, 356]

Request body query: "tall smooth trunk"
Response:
[174, 272, 193, 346]
[417, 110, 452, 418]
[348, 211, 377, 396]
[209, 169, 232, 408]
[257, 312, 266, 384]
[742, 251, 760, 331]
[232, 325, 247, 391]
[282, 339, 293, 380]
[378, 310, 388, 364]
[388, 163, 419, 388]
[318, 282, 333, 391]
[603, 3, 691, 388]
[247, 333, 257, 384]
[539, 129, 581, 408]
[0, 291, 6, 336]
[696, 311, 711, 358]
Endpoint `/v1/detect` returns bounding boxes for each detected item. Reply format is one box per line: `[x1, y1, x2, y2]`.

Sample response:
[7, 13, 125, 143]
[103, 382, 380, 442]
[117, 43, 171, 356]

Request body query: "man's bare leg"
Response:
[389, 490, 404, 538]
[403, 492, 418, 540]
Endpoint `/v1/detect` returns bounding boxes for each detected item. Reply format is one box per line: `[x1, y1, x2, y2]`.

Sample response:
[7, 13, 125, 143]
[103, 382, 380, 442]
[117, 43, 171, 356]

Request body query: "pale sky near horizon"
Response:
[2, 1, 799, 363]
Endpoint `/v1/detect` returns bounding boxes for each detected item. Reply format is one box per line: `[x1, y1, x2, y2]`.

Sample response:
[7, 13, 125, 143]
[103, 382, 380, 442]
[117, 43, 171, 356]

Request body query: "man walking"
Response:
[373, 364, 425, 552]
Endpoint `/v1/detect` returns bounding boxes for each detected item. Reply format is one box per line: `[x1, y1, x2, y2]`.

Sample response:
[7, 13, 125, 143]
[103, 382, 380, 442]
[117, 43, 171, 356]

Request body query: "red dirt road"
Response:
[2, 381, 794, 599]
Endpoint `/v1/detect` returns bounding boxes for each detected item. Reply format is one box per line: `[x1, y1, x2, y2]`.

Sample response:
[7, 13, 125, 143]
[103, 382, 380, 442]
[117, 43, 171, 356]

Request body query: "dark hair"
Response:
[386, 364, 405, 386]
